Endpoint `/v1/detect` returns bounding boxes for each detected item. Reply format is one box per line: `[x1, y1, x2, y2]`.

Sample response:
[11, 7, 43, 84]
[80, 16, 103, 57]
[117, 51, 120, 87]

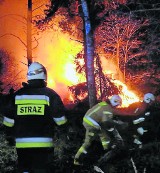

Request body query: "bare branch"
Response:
[32, 36, 39, 50]
[131, 8, 160, 13]
[130, 157, 138, 173]
[70, 38, 83, 44]
[0, 33, 27, 48]
[0, 14, 27, 22]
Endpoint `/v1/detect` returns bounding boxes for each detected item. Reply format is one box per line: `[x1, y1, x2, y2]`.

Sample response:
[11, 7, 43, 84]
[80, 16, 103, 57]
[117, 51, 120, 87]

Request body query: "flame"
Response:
[45, 38, 139, 107]
[0, 0, 139, 106]
[112, 79, 140, 107]
[36, 31, 85, 101]
[0, 0, 140, 107]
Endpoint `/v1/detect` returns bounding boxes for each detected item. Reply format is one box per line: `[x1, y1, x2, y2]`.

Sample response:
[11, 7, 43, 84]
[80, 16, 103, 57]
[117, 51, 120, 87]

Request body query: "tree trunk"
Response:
[27, 0, 32, 66]
[80, 0, 97, 108]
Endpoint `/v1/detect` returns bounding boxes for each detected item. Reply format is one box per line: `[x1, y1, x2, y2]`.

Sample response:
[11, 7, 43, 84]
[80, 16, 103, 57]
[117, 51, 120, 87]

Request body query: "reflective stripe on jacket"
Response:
[3, 116, 14, 127]
[3, 84, 67, 145]
[15, 137, 54, 148]
[83, 116, 101, 129]
[83, 101, 113, 128]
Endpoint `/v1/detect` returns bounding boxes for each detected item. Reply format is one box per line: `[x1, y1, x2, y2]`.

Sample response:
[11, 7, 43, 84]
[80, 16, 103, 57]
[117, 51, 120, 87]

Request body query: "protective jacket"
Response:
[74, 101, 125, 165]
[83, 101, 114, 129]
[3, 80, 67, 148]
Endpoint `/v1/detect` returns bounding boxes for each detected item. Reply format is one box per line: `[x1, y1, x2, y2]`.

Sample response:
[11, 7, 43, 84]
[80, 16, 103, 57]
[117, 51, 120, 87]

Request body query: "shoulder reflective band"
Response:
[98, 102, 107, 106]
[86, 105, 101, 117]
[53, 116, 67, 125]
[15, 95, 50, 106]
[83, 116, 100, 129]
[3, 116, 14, 127]
[15, 137, 54, 148]
[17, 105, 44, 115]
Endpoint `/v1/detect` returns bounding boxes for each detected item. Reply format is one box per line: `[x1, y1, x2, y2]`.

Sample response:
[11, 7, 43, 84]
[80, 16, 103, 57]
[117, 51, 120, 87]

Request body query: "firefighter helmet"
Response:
[143, 93, 155, 103]
[110, 95, 122, 107]
[27, 62, 47, 81]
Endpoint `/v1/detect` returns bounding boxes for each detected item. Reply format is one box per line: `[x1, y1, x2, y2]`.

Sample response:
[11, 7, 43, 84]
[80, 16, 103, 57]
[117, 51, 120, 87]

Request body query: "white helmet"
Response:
[110, 95, 122, 107]
[27, 62, 47, 81]
[143, 93, 155, 103]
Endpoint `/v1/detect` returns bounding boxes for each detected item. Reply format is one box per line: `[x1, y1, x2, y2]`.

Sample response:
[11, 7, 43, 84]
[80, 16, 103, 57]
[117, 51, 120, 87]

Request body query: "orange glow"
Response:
[44, 35, 139, 106]
[0, 1, 140, 107]
[64, 62, 81, 84]
[36, 32, 85, 100]
[112, 79, 140, 107]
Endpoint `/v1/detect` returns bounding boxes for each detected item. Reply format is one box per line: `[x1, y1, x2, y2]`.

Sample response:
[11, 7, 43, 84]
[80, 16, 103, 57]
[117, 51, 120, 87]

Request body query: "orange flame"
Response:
[36, 32, 84, 100]
[112, 79, 140, 107]
[35, 32, 139, 107]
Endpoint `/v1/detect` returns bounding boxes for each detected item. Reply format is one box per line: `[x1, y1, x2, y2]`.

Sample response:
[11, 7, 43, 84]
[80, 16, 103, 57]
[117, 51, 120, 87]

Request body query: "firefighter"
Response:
[114, 93, 156, 146]
[3, 62, 68, 173]
[132, 93, 156, 146]
[74, 95, 130, 166]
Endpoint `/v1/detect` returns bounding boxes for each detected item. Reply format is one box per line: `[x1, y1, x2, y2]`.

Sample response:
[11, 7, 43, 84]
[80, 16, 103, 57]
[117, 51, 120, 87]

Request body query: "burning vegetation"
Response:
[0, 0, 160, 172]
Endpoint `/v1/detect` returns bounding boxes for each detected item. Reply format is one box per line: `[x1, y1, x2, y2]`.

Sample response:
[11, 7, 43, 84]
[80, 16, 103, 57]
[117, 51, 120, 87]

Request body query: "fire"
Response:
[44, 35, 139, 107]
[0, 0, 140, 108]
[112, 79, 140, 107]
[36, 31, 85, 100]
[64, 62, 83, 84]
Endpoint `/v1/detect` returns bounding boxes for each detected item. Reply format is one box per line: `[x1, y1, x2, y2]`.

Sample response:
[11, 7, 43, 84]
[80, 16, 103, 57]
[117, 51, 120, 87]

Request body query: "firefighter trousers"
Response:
[74, 126, 110, 161]
[16, 148, 54, 173]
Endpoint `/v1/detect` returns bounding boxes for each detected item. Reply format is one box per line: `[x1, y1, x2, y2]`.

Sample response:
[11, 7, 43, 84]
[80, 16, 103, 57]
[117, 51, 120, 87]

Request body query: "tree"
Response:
[35, 0, 97, 107]
[35, 0, 160, 101]
[80, 0, 96, 107]
[0, 0, 48, 66]
[27, 0, 33, 66]
[0, 49, 25, 92]
[95, 12, 148, 81]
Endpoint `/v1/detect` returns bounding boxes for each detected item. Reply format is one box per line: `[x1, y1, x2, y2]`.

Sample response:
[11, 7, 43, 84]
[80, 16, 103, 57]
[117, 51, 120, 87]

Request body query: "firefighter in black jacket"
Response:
[3, 62, 68, 173]
[131, 93, 156, 146]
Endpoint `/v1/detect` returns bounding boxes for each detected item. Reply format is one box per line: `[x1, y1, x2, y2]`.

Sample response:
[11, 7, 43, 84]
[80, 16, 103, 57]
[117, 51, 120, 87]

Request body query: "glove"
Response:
[137, 127, 148, 135]
[133, 138, 142, 145]
[133, 117, 145, 124]
[107, 128, 114, 132]
[145, 112, 150, 116]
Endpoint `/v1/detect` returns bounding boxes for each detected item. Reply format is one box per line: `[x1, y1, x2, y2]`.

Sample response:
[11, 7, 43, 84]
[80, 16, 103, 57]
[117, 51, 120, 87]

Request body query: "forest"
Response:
[0, 0, 160, 173]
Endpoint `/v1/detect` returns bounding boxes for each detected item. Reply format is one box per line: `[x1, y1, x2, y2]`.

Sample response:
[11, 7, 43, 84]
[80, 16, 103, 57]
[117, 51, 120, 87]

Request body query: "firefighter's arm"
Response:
[114, 107, 145, 117]
[132, 103, 148, 116]
[100, 118, 128, 131]
[113, 108, 136, 116]
[2, 94, 16, 146]
[2, 115, 15, 146]
[51, 94, 68, 126]
[114, 102, 148, 117]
